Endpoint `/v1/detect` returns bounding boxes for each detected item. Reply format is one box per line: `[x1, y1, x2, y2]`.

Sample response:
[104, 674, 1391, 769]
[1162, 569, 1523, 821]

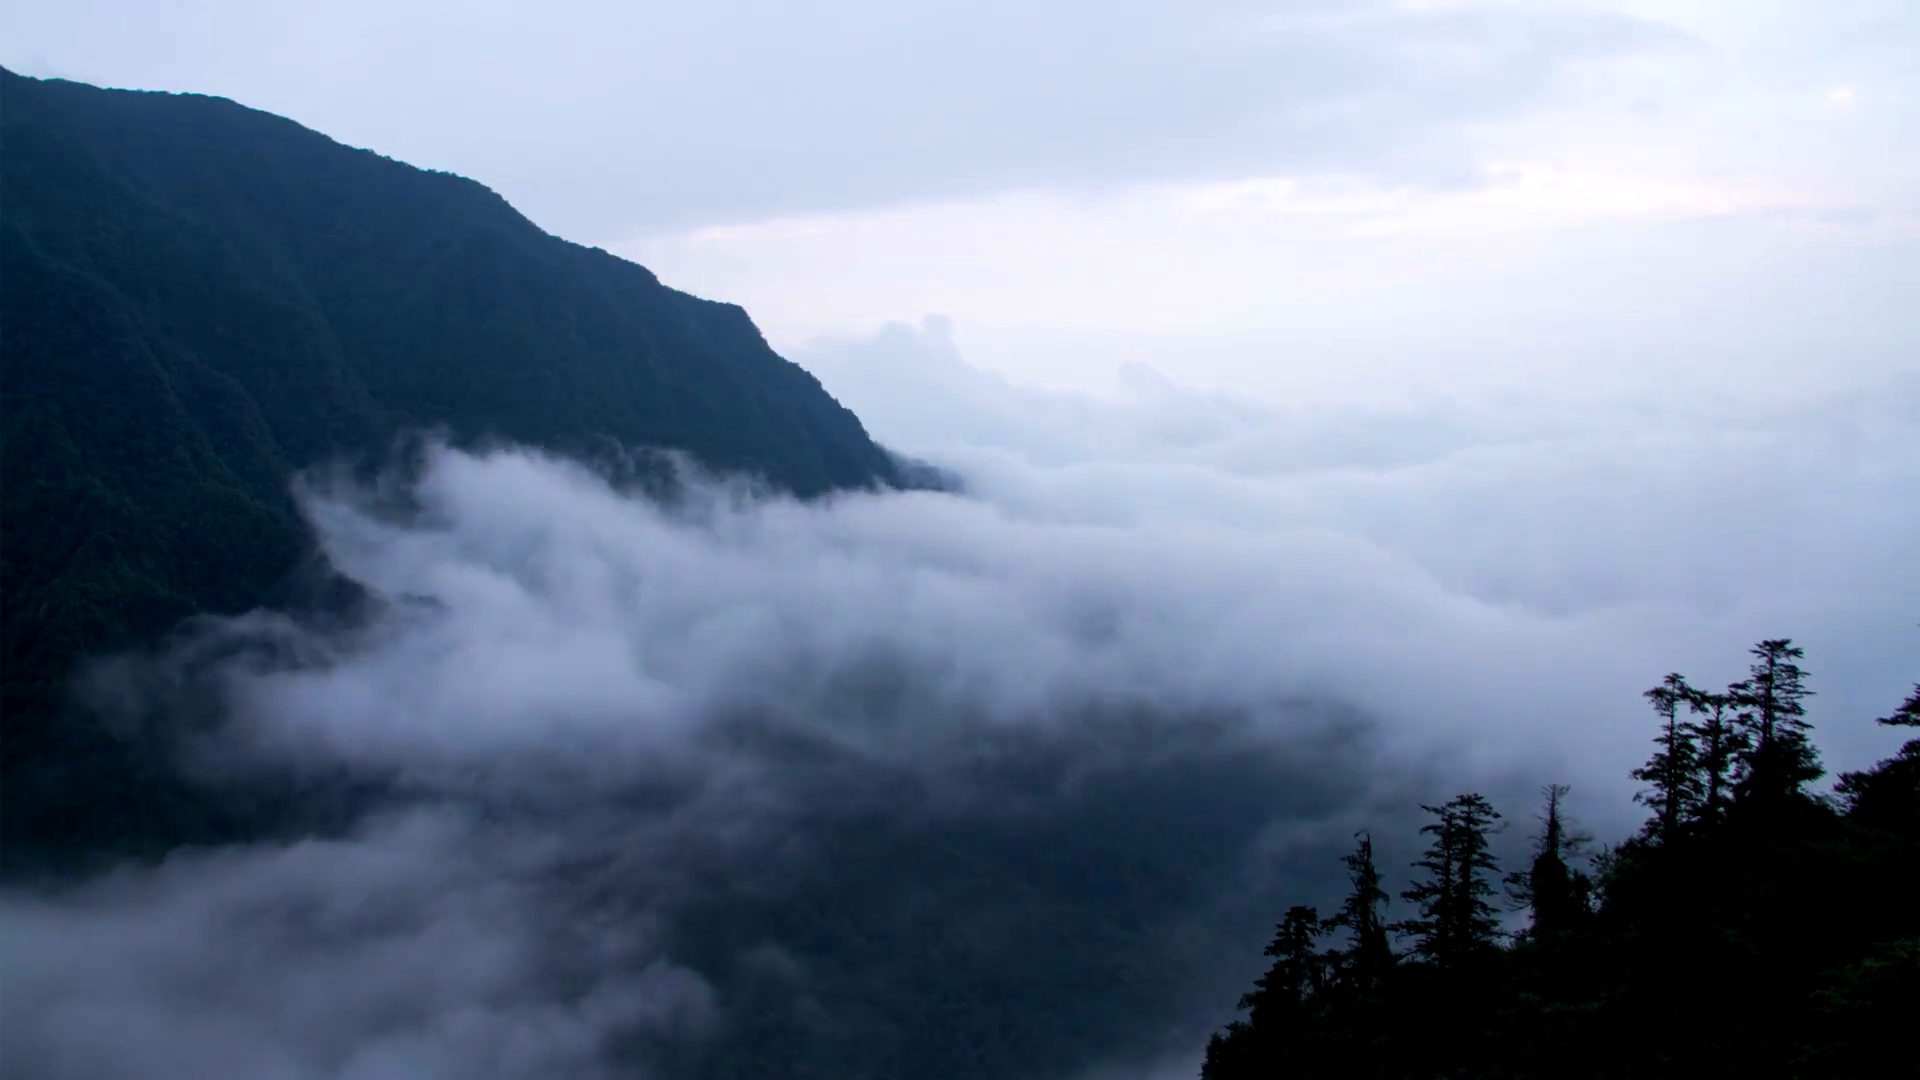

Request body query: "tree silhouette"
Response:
[1632, 673, 1703, 841]
[1205, 633, 1918, 1079]
[1686, 687, 1744, 827]
[1324, 831, 1395, 992]
[1242, 905, 1327, 1024]
[1837, 682, 1920, 829]
[1877, 684, 1920, 729]
[1205, 905, 1333, 1077]
[1731, 639, 1821, 807]
[1395, 794, 1504, 969]
[1505, 784, 1591, 938]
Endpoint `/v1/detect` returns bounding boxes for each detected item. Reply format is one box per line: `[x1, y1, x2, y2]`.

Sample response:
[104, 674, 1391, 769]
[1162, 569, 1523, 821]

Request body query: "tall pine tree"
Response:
[1505, 784, 1591, 938]
[1243, 905, 1328, 1024]
[1324, 831, 1395, 992]
[1731, 639, 1821, 806]
[1686, 688, 1744, 828]
[1205, 906, 1331, 1078]
[1632, 674, 1703, 841]
[1395, 794, 1505, 969]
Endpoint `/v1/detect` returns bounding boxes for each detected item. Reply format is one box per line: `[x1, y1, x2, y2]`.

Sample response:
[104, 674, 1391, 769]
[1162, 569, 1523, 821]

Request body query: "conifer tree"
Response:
[1324, 832, 1394, 992]
[1878, 684, 1920, 729]
[1200, 1021, 1256, 1079]
[1631, 674, 1703, 840]
[1505, 784, 1590, 938]
[1731, 639, 1821, 805]
[1207, 907, 1331, 1078]
[1836, 682, 1920, 826]
[1395, 794, 1504, 969]
[1243, 904, 1327, 1020]
[1686, 688, 1744, 827]
[1202, 632, 1919, 1080]
[1233, 904, 1330, 1069]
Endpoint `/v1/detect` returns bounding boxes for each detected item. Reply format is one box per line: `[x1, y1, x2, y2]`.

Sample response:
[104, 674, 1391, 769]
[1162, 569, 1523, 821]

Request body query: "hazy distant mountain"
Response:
[0, 68, 900, 861]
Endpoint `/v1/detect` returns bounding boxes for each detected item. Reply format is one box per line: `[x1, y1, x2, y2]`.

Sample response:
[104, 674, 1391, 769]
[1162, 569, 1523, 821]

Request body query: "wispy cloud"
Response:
[8, 325, 1913, 1078]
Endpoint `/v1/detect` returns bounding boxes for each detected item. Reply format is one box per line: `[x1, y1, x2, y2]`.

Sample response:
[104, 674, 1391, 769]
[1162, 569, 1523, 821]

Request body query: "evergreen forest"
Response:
[1203, 638, 1918, 1079]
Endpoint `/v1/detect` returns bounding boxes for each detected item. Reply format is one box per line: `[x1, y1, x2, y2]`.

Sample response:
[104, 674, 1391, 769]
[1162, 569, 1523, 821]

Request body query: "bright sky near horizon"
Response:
[5, 1, 1915, 402]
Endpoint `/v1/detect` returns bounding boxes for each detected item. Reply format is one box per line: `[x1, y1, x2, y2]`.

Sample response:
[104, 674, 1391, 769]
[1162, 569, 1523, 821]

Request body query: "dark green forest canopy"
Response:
[0, 68, 905, 864]
[1203, 640, 1920, 1080]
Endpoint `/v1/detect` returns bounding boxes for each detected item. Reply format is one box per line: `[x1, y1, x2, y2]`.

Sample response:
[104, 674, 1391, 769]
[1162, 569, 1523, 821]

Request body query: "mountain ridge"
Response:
[0, 66, 904, 863]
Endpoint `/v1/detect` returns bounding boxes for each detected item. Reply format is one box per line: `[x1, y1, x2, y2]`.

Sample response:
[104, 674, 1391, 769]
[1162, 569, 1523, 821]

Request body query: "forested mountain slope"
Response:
[0, 68, 900, 863]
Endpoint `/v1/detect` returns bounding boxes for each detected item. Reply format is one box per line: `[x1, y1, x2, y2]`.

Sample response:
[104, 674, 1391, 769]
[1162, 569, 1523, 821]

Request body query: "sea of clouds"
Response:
[4, 322, 1915, 1080]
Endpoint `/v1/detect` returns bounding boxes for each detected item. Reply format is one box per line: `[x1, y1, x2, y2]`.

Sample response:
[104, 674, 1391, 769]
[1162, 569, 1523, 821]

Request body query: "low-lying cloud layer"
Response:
[5, 326, 1916, 1079]
[802, 320, 1919, 767]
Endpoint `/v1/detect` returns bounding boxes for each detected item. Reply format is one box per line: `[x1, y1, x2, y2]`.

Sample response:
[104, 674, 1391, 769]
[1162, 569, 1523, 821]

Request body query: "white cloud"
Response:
[9, 324, 1914, 1077]
[821, 320, 1920, 768]
[66, 320, 1920, 814]
[0, 812, 717, 1080]
[631, 171, 1913, 401]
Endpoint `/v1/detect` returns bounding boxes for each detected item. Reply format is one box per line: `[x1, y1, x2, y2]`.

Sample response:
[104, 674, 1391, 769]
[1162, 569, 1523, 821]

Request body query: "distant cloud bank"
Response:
[5, 326, 1914, 1079]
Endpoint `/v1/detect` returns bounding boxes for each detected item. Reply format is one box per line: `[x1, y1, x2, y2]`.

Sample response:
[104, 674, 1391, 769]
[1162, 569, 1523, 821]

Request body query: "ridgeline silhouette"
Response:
[1, 68, 908, 867]
[1203, 637, 1920, 1079]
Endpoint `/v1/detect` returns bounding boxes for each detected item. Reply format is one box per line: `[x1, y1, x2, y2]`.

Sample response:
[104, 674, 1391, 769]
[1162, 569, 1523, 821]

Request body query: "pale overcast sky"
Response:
[5, 0, 1914, 400]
